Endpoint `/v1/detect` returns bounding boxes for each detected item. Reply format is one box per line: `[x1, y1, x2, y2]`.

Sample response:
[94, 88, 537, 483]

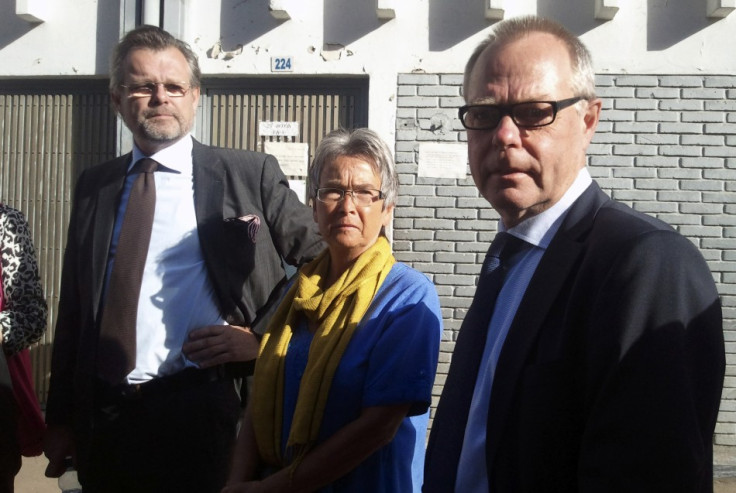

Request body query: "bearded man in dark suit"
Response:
[424, 15, 724, 493]
[42, 25, 322, 493]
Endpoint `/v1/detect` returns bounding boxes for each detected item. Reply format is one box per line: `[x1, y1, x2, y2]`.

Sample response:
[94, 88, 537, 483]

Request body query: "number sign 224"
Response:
[271, 57, 293, 72]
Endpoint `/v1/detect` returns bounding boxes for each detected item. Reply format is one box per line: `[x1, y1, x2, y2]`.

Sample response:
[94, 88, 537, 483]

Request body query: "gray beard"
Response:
[138, 115, 191, 142]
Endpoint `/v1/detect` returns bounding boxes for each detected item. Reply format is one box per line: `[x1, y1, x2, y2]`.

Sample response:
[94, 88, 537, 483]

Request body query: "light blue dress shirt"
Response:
[454, 168, 593, 492]
[105, 135, 225, 384]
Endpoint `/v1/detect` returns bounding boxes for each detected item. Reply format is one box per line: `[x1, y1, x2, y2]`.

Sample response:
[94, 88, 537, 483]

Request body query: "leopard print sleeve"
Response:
[0, 204, 48, 354]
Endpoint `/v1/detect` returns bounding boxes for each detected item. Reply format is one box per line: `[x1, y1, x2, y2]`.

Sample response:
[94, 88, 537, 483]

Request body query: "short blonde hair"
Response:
[463, 16, 596, 102]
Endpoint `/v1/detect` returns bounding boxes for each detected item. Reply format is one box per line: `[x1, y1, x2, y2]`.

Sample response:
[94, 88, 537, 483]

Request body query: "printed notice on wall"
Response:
[289, 179, 307, 204]
[417, 143, 467, 179]
[264, 142, 309, 176]
[259, 121, 300, 137]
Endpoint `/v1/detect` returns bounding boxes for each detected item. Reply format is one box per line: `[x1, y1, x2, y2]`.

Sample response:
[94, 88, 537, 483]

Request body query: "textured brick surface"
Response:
[395, 73, 736, 446]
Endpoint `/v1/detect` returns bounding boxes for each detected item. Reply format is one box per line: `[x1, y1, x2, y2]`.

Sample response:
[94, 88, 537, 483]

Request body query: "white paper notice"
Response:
[264, 142, 309, 176]
[289, 179, 307, 204]
[259, 121, 300, 137]
[417, 143, 467, 179]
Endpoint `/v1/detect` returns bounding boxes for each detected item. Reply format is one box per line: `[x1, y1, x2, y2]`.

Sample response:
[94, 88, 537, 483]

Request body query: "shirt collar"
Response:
[502, 167, 592, 249]
[130, 134, 193, 174]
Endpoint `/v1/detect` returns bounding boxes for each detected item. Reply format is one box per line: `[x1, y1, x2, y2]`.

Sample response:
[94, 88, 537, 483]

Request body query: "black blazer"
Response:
[425, 182, 724, 492]
[45, 140, 323, 431]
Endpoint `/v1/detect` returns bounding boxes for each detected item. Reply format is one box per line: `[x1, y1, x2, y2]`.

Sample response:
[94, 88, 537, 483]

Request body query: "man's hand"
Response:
[43, 424, 75, 478]
[183, 325, 260, 367]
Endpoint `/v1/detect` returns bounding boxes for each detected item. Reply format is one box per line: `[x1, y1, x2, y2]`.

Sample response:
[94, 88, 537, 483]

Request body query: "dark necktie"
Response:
[454, 232, 528, 370]
[475, 232, 528, 318]
[424, 231, 529, 491]
[98, 158, 158, 384]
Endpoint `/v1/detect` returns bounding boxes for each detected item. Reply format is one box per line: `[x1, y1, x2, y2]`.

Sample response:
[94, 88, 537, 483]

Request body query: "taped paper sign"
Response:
[289, 179, 307, 204]
[259, 121, 300, 137]
[264, 141, 309, 176]
[417, 143, 467, 179]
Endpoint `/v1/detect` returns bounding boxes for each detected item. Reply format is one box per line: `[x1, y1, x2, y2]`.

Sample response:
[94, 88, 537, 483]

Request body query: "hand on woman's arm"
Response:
[225, 403, 262, 489]
[224, 403, 411, 493]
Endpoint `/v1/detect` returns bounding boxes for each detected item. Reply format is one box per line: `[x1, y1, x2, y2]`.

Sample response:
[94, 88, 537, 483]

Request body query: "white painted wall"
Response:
[1, 0, 734, 140]
[0, 0, 119, 77]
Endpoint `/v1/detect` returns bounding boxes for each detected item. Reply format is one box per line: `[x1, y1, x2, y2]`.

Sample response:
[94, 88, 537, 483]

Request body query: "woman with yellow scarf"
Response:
[223, 129, 442, 493]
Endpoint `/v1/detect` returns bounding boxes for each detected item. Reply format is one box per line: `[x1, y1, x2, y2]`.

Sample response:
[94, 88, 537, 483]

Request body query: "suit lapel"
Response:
[425, 263, 501, 490]
[91, 155, 130, 317]
[191, 142, 230, 316]
[484, 183, 610, 473]
[192, 141, 225, 233]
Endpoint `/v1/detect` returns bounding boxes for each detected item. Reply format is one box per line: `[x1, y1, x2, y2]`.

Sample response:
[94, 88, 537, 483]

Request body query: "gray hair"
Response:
[463, 15, 596, 102]
[109, 25, 201, 92]
[309, 128, 399, 209]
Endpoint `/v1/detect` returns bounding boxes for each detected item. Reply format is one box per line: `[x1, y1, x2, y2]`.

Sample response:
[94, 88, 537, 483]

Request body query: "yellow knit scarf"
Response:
[252, 236, 396, 468]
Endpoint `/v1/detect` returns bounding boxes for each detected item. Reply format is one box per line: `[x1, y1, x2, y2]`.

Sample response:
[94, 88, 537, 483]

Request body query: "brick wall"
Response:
[394, 73, 736, 447]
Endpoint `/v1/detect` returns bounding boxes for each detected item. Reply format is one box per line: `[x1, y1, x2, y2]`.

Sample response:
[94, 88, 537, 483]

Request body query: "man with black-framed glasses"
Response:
[43, 25, 323, 492]
[425, 15, 724, 493]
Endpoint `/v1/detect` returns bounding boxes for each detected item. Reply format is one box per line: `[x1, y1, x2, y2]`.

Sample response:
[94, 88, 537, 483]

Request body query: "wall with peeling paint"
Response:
[0, 0, 734, 142]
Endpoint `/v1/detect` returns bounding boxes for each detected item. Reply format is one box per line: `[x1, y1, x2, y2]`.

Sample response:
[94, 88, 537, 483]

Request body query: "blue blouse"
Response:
[281, 262, 442, 492]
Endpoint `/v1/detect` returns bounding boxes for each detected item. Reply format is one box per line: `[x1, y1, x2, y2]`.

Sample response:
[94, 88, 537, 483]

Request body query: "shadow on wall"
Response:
[219, 0, 283, 51]
[0, 0, 119, 64]
[537, 0, 601, 36]
[216, 0, 390, 65]
[323, 0, 385, 46]
[428, 0, 491, 51]
[646, 0, 717, 51]
[539, 0, 715, 50]
[0, 0, 38, 51]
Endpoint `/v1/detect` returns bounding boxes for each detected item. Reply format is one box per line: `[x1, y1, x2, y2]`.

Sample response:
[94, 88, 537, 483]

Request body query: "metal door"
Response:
[202, 77, 369, 191]
[0, 80, 117, 404]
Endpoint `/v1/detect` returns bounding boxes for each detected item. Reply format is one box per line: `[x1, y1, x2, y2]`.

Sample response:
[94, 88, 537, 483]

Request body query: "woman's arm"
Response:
[222, 267, 442, 493]
[226, 403, 263, 486]
[0, 206, 47, 354]
[223, 403, 411, 493]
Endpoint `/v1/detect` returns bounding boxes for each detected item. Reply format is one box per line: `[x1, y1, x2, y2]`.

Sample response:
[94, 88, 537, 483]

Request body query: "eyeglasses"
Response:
[458, 97, 584, 130]
[120, 82, 191, 99]
[315, 188, 384, 206]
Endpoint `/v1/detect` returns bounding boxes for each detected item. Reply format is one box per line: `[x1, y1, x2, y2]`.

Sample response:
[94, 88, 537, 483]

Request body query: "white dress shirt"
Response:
[105, 135, 225, 384]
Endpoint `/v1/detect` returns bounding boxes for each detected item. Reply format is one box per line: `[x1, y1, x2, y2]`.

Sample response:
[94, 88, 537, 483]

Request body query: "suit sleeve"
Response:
[258, 154, 323, 266]
[243, 154, 322, 335]
[45, 174, 86, 426]
[578, 230, 724, 491]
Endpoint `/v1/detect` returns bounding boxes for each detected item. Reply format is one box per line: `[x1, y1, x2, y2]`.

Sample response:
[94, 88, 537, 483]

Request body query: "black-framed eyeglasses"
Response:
[120, 82, 191, 99]
[458, 97, 584, 130]
[315, 188, 384, 206]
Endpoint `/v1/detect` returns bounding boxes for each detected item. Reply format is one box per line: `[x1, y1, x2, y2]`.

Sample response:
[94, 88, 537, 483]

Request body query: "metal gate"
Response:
[203, 77, 369, 190]
[0, 77, 369, 405]
[0, 80, 117, 405]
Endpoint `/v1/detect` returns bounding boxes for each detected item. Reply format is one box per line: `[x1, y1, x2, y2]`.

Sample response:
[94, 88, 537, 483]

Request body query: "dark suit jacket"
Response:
[425, 182, 725, 492]
[45, 139, 323, 439]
